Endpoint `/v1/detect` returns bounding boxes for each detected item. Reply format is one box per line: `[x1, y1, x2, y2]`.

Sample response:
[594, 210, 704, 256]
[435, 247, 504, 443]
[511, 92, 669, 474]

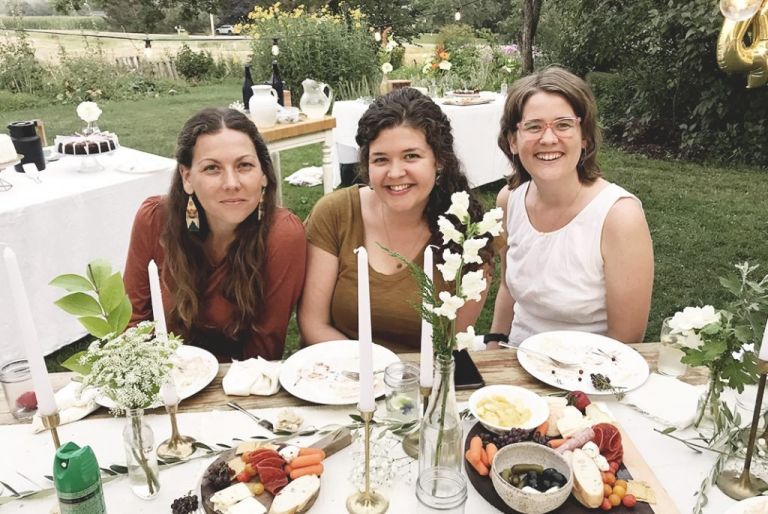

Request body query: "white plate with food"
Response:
[96, 345, 219, 409]
[725, 496, 768, 514]
[279, 340, 399, 405]
[516, 331, 650, 395]
[468, 385, 549, 433]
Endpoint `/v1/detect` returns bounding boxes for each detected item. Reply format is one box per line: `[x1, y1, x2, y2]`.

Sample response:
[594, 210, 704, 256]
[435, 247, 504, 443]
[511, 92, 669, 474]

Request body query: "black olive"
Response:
[542, 468, 558, 479]
[551, 471, 567, 486]
[538, 479, 552, 491]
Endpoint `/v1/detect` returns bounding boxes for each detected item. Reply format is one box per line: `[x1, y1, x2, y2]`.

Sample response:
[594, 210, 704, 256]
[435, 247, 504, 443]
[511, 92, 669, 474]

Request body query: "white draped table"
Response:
[0, 147, 175, 359]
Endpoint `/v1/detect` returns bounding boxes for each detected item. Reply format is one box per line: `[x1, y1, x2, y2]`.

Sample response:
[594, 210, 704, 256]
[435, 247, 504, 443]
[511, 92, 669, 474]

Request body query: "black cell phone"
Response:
[453, 349, 485, 390]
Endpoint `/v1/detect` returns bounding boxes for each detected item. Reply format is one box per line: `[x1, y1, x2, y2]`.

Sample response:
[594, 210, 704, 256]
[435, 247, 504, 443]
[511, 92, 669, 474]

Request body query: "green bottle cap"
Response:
[54, 442, 101, 494]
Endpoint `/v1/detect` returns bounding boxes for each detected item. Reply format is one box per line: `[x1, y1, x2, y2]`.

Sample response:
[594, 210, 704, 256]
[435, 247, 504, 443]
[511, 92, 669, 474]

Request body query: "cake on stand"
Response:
[54, 132, 120, 173]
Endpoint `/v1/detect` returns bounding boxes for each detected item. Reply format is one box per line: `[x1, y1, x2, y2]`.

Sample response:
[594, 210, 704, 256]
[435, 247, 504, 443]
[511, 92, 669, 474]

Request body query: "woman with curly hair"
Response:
[299, 88, 493, 352]
[124, 108, 306, 362]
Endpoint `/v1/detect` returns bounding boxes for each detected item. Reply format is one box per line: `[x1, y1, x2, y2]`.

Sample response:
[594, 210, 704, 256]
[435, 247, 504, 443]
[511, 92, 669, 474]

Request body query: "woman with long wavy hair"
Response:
[124, 108, 306, 362]
[298, 88, 494, 352]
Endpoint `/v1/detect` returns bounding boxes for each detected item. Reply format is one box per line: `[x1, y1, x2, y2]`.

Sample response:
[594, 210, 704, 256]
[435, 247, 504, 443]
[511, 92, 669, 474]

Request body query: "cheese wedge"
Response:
[545, 397, 568, 437]
[571, 448, 604, 508]
[228, 496, 267, 514]
[211, 482, 253, 510]
[269, 475, 321, 514]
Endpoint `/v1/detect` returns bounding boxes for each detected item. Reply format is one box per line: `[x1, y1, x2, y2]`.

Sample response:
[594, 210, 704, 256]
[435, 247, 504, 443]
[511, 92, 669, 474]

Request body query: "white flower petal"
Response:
[446, 191, 470, 224]
[437, 216, 463, 245]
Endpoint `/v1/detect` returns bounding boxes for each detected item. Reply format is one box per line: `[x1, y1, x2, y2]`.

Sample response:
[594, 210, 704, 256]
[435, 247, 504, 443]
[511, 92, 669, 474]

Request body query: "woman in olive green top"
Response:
[299, 88, 494, 353]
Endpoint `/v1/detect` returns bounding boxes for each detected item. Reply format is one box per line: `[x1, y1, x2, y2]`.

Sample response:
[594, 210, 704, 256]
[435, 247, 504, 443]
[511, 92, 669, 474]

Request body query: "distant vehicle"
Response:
[216, 24, 238, 35]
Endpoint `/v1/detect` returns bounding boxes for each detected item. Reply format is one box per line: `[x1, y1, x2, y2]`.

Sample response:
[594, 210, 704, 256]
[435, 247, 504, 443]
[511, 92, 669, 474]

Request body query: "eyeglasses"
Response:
[516, 116, 581, 138]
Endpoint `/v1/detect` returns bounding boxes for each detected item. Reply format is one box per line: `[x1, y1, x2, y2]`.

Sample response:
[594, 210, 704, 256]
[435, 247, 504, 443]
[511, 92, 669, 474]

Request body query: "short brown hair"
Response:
[498, 66, 603, 189]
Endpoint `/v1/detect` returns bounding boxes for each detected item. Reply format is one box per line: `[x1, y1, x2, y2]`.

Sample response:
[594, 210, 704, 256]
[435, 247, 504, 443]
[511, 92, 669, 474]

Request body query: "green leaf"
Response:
[54, 292, 102, 316]
[107, 296, 132, 335]
[661, 426, 677, 434]
[193, 442, 213, 451]
[78, 316, 112, 339]
[49, 274, 94, 292]
[61, 351, 91, 375]
[86, 260, 112, 290]
[100, 467, 117, 476]
[109, 464, 128, 474]
[98, 272, 125, 313]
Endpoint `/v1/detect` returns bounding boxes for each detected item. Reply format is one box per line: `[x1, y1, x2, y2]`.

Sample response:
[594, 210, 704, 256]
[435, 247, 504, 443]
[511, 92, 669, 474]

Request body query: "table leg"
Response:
[270, 151, 283, 207]
[322, 130, 334, 195]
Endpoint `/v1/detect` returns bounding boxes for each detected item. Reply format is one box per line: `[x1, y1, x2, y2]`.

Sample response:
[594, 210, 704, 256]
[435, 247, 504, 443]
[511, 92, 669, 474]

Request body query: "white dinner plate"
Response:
[725, 496, 768, 514]
[96, 345, 219, 409]
[516, 331, 650, 395]
[279, 340, 400, 405]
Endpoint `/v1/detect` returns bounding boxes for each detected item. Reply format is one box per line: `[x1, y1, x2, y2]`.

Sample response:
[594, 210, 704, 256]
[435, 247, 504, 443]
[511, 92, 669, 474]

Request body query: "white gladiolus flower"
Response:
[436, 249, 462, 282]
[447, 191, 470, 224]
[477, 207, 504, 237]
[461, 270, 486, 302]
[437, 215, 463, 244]
[456, 326, 475, 351]
[462, 237, 487, 265]
[381, 62, 393, 74]
[77, 101, 102, 122]
[669, 306, 720, 332]
[438, 60, 452, 71]
[433, 291, 465, 320]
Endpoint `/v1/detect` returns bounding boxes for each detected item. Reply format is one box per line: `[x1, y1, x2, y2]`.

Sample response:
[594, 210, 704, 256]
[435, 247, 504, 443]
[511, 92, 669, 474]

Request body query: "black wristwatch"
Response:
[483, 333, 509, 345]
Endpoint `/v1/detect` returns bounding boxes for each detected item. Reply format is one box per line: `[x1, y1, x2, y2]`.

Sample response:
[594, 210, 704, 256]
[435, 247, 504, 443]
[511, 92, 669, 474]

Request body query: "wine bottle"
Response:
[242, 63, 254, 110]
[270, 59, 284, 107]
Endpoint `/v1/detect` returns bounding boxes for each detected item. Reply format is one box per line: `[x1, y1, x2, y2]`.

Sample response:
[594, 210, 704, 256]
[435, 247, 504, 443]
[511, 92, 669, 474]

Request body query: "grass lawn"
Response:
[4, 80, 767, 368]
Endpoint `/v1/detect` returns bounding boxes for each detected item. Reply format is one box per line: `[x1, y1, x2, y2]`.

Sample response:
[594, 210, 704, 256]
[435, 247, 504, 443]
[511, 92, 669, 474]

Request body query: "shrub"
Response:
[0, 31, 46, 94]
[47, 43, 125, 102]
[175, 44, 215, 82]
[240, 4, 378, 95]
[437, 23, 477, 52]
[0, 89, 39, 110]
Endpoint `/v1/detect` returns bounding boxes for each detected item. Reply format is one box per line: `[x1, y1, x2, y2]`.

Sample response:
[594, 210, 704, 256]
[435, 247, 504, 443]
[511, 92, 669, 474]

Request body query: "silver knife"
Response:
[227, 402, 275, 433]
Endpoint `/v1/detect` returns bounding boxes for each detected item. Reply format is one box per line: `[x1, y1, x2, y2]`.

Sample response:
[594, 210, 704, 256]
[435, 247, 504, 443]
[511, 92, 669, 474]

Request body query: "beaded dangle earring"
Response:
[186, 195, 199, 232]
[257, 186, 266, 221]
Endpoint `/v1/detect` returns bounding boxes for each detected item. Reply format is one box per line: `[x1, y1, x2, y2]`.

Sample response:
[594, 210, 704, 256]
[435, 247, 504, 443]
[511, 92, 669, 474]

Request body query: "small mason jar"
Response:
[657, 317, 687, 377]
[0, 359, 37, 420]
[383, 362, 420, 422]
[416, 466, 467, 513]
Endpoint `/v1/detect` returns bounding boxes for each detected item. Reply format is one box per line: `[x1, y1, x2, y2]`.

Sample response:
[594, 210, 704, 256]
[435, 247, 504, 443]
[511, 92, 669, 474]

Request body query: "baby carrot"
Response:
[290, 453, 324, 468]
[485, 443, 498, 463]
[480, 446, 489, 467]
[548, 438, 567, 449]
[535, 421, 549, 438]
[469, 435, 483, 454]
[285, 464, 293, 476]
[465, 449, 489, 476]
[298, 447, 326, 459]
[289, 463, 324, 480]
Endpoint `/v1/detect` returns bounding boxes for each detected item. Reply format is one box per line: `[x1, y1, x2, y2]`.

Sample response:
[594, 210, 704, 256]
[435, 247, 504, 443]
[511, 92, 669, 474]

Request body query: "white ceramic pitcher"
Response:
[299, 79, 333, 120]
[249, 85, 279, 128]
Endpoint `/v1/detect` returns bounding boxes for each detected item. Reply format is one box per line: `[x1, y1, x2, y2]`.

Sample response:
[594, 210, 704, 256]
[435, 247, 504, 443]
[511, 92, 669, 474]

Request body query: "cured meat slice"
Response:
[264, 475, 289, 496]
[256, 457, 285, 471]
[244, 449, 281, 465]
[259, 466, 289, 495]
[592, 423, 623, 464]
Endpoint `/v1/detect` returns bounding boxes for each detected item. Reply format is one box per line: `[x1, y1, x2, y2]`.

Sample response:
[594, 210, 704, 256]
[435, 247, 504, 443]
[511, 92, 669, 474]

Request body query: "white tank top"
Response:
[505, 181, 638, 344]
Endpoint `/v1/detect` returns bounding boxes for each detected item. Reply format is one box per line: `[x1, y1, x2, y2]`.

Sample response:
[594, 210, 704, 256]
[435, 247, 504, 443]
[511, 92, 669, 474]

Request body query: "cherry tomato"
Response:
[623, 494, 638, 508]
[615, 479, 628, 490]
[612, 485, 626, 498]
[602, 472, 617, 486]
[608, 493, 622, 507]
[603, 483, 613, 497]
[600, 498, 613, 511]
[609, 461, 620, 474]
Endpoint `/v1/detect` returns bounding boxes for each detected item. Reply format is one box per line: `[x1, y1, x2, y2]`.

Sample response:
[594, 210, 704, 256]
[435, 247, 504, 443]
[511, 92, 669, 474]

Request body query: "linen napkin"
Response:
[222, 357, 282, 396]
[621, 372, 702, 428]
[31, 381, 100, 433]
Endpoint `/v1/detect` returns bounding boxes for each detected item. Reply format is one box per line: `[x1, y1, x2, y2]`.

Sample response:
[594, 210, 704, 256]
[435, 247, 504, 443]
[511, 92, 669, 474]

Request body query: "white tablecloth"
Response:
[331, 96, 512, 189]
[0, 399, 751, 513]
[0, 147, 175, 359]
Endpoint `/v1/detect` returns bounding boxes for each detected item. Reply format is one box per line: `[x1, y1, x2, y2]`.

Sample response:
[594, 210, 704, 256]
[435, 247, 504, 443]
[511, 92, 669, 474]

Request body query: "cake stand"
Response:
[0, 154, 22, 191]
[69, 147, 117, 173]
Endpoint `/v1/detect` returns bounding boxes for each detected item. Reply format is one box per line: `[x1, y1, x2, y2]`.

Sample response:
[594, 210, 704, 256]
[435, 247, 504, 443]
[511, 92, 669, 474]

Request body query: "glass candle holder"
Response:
[0, 359, 38, 420]
[416, 466, 467, 513]
[384, 362, 420, 422]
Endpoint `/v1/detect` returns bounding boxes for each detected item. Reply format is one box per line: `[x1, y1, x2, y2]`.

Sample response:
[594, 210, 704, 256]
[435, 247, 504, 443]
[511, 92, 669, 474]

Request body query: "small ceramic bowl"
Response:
[277, 106, 301, 124]
[490, 442, 573, 514]
[468, 385, 549, 434]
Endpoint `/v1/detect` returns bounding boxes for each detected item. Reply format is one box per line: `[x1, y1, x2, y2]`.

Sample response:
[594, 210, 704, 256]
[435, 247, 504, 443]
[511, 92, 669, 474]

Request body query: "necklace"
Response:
[380, 203, 428, 269]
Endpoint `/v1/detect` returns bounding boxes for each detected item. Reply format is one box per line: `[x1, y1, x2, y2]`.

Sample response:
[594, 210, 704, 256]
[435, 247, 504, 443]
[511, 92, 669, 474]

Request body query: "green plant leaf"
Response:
[86, 260, 112, 290]
[49, 274, 94, 292]
[107, 296, 132, 335]
[54, 292, 102, 316]
[78, 316, 112, 339]
[98, 272, 125, 313]
[61, 351, 91, 375]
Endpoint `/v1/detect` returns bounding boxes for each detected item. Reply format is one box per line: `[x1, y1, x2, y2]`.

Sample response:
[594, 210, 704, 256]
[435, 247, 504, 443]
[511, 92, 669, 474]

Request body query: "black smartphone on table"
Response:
[453, 349, 485, 390]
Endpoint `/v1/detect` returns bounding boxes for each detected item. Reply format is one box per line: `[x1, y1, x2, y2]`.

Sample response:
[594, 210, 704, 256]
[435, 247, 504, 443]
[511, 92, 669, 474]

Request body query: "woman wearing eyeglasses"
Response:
[487, 66, 653, 346]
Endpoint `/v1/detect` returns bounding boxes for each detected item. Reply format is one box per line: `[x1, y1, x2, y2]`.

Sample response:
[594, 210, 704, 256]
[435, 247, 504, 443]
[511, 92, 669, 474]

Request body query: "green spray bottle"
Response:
[54, 442, 107, 514]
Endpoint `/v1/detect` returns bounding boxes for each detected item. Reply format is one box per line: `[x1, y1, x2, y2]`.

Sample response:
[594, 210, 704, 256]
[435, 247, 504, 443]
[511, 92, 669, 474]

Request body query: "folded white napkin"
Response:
[284, 166, 322, 187]
[621, 373, 702, 428]
[31, 381, 100, 433]
[223, 357, 282, 396]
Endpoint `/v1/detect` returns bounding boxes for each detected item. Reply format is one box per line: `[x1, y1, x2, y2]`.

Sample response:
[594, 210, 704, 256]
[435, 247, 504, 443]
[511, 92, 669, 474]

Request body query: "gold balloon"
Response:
[717, 0, 768, 87]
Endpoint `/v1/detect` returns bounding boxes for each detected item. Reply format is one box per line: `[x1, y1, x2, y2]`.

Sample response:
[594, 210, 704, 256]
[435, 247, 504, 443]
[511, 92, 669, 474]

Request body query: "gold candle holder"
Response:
[157, 403, 196, 459]
[40, 411, 61, 449]
[717, 360, 768, 499]
[346, 409, 389, 514]
[402, 385, 432, 459]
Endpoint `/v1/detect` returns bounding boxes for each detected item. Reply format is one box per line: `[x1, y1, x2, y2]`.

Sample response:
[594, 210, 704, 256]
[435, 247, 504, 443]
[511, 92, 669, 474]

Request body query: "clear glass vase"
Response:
[418, 354, 462, 473]
[695, 374, 723, 430]
[82, 121, 100, 136]
[123, 408, 160, 499]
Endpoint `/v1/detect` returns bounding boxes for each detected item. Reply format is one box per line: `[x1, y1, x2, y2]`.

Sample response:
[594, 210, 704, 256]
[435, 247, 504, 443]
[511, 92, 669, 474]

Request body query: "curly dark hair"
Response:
[355, 88, 491, 265]
[162, 107, 277, 341]
[498, 66, 603, 189]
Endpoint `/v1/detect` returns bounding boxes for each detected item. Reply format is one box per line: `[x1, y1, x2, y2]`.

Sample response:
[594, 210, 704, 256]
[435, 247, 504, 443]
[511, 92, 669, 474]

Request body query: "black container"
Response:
[242, 64, 254, 111]
[8, 121, 45, 173]
[269, 60, 284, 106]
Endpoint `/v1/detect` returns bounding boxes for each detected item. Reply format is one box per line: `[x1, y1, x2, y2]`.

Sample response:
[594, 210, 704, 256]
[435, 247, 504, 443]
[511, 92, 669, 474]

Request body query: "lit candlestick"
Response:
[759, 319, 768, 361]
[355, 247, 375, 412]
[160, 380, 179, 407]
[420, 246, 434, 388]
[3, 247, 57, 415]
[148, 260, 167, 340]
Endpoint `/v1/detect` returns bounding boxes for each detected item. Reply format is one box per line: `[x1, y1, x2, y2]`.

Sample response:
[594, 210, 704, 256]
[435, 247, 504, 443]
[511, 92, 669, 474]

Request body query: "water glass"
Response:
[416, 467, 467, 512]
[383, 362, 419, 422]
[0, 359, 37, 420]
[658, 317, 687, 377]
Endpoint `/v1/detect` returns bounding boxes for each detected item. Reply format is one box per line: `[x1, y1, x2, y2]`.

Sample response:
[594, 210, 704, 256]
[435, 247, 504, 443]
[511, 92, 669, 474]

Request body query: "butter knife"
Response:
[227, 402, 275, 433]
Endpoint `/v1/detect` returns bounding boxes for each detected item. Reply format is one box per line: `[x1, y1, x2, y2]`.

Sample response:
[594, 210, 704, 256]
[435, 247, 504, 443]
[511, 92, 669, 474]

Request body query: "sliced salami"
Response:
[256, 457, 285, 471]
[264, 475, 289, 496]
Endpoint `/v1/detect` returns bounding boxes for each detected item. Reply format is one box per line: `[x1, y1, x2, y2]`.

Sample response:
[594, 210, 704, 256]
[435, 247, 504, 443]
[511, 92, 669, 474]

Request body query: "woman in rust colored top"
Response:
[124, 108, 306, 362]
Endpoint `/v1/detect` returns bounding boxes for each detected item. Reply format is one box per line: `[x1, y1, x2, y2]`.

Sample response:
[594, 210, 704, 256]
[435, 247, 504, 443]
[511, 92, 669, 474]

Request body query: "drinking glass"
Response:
[416, 466, 467, 513]
[657, 317, 687, 377]
[0, 359, 37, 420]
[383, 362, 419, 422]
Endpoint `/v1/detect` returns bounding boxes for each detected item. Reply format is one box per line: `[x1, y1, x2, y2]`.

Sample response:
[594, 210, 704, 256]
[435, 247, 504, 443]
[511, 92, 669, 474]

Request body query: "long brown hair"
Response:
[162, 108, 277, 340]
[498, 66, 603, 189]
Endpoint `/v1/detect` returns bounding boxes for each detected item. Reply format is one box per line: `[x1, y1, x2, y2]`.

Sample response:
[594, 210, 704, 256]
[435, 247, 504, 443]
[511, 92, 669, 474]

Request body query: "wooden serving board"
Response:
[201, 427, 352, 514]
[464, 422, 658, 514]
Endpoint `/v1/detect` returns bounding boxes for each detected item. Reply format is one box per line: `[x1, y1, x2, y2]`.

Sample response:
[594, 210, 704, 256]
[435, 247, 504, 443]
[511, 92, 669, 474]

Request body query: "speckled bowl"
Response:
[490, 442, 573, 514]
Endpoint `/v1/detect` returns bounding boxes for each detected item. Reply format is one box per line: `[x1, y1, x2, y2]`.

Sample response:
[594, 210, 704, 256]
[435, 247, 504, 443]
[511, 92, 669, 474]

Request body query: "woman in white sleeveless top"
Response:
[487, 67, 654, 346]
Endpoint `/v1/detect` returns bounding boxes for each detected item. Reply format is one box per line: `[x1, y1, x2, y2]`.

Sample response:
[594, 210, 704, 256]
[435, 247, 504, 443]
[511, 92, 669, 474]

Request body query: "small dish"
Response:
[468, 385, 549, 433]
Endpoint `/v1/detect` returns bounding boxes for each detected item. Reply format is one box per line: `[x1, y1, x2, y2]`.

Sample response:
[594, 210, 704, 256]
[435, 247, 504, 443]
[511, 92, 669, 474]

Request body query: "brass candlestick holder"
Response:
[402, 385, 432, 458]
[157, 403, 196, 459]
[40, 411, 61, 449]
[717, 360, 768, 499]
[346, 409, 389, 514]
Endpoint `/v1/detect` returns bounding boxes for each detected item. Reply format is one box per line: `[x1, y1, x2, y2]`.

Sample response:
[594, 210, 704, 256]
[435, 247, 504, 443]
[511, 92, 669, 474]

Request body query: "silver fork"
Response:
[499, 342, 580, 368]
[339, 369, 385, 381]
[227, 402, 275, 433]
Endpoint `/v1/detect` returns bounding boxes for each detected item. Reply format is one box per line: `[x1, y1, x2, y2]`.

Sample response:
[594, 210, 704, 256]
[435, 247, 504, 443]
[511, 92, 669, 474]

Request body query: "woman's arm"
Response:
[297, 244, 349, 344]
[487, 186, 515, 349]
[602, 197, 654, 343]
[123, 197, 163, 324]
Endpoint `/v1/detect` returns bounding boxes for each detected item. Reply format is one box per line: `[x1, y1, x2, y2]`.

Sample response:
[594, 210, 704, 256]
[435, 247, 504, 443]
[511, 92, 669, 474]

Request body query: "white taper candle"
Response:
[355, 246, 375, 412]
[148, 259, 167, 341]
[420, 246, 434, 388]
[759, 319, 768, 362]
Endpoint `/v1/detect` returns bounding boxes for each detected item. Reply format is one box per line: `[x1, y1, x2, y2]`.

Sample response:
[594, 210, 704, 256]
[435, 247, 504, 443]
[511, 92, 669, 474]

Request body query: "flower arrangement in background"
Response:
[422, 44, 452, 76]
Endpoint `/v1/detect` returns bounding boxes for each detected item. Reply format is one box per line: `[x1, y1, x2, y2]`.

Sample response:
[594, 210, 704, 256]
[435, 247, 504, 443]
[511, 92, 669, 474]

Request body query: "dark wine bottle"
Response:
[270, 60, 284, 106]
[242, 63, 254, 110]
